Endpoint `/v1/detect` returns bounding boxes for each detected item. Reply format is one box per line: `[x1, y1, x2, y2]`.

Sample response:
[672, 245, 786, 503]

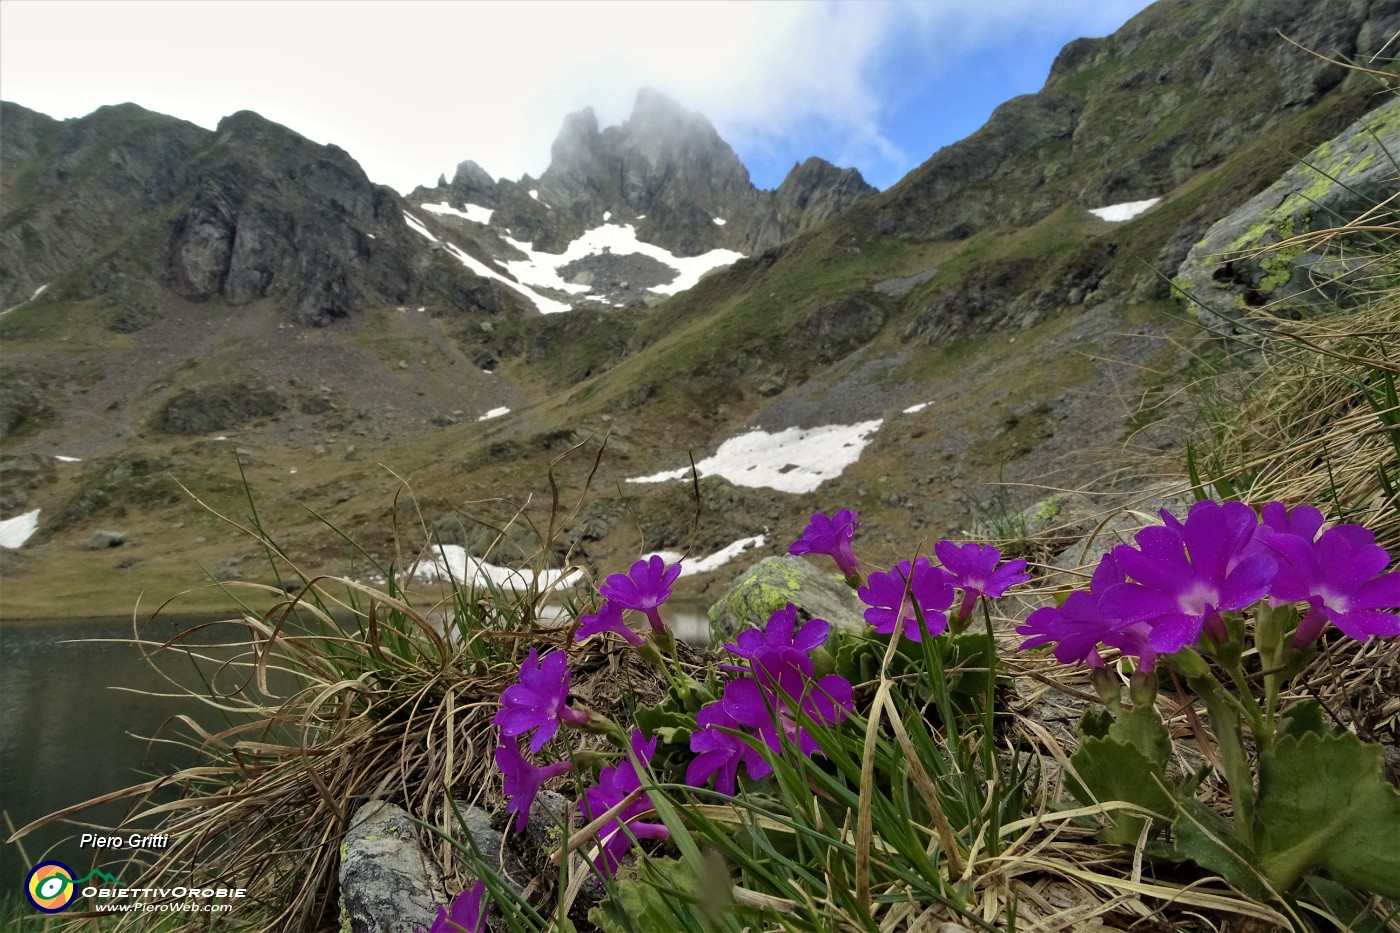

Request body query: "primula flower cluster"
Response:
[575, 554, 682, 645]
[1018, 499, 1400, 669]
[688, 603, 854, 793]
[791, 508, 1029, 637]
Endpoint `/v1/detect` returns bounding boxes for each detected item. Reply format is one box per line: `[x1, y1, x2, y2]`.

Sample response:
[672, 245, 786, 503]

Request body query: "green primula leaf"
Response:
[1106, 704, 1172, 769]
[1168, 796, 1268, 899]
[588, 856, 722, 933]
[1298, 876, 1395, 933]
[1256, 731, 1400, 897]
[1079, 707, 1114, 741]
[1067, 735, 1176, 846]
[1277, 699, 1331, 741]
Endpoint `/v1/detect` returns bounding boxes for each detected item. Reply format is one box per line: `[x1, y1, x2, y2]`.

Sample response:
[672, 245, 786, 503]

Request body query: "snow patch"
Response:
[54, 455, 82, 463]
[0, 508, 40, 549]
[645, 535, 766, 575]
[713, 217, 727, 226]
[478, 406, 510, 421]
[402, 211, 438, 242]
[902, 402, 928, 414]
[628, 420, 883, 494]
[422, 201, 494, 225]
[503, 223, 742, 297]
[442, 241, 572, 315]
[1088, 198, 1161, 222]
[528, 189, 541, 202]
[410, 544, 581, 590]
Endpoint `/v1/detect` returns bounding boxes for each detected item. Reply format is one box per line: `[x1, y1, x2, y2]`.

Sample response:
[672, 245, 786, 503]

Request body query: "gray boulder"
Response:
[339, 800, 445, 933]
[707, 555, 866, 647]
[83, 529, 127, 550]
[1174, 98, 1400, 328]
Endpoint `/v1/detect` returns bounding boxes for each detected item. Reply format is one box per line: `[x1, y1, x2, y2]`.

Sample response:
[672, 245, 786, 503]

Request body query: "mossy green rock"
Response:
[1175, 97, 1400, 327]
[707, 555, 865, 648]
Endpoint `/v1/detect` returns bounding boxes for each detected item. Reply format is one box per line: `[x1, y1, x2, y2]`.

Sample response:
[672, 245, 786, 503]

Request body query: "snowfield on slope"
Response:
[646, 534, 767, 575]
[404, 209, 743, 314]
[1088, 198, 1161, 222]
[628, 420, 884, 494]
[0, 508, 40, 549]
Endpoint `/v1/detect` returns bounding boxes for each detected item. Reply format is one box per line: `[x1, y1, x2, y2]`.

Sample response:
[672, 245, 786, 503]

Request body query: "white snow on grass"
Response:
[0, 508, 40, 549]
[645, 534, 766, 575]
[603, 211, 612, 221]
[713, 217, 727, 226]
[1088, 198, 1161, 222]
[478, 406, 510, 421]
[422, 201, 494, 225]
[410, 544, 582, 590]
[54, 455, 82, 462]
[628, 419, 883, 494]
[902, 402, 928, 414]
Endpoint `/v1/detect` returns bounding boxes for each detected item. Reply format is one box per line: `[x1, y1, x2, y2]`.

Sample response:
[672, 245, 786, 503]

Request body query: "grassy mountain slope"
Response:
[2, 0, 1396, 618]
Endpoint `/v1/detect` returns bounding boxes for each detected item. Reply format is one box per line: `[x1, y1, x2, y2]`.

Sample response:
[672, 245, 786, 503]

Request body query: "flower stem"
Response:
[1186, 672, 1256, 848]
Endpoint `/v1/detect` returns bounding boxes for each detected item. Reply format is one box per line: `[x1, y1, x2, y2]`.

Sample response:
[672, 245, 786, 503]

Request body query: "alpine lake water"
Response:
[0, 604, 711, 893]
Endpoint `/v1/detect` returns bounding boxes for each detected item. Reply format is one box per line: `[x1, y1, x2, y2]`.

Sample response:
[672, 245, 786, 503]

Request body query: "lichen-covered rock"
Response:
[339, 800, 444, 933]
[707, 555, 865, 647]
[1174, 98, 1400, 328]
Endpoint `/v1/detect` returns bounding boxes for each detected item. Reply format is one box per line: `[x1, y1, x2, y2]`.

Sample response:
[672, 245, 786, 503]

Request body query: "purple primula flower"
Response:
[725, 602, 830, 661]
[493, 648, 589, 754]
[1259, 501, 1327, 542]
[574, 599, 643, 646]
[686, 701, 772, 793]
[1017, 548, 1160, 670]
[1265, 523, 1400, 646]
[721, 666, 853, 758]
[495, 734, 571, 834]
[789, 509, 862, 581]
[934, 540, 1031, 619]
[599, 556, 682, 633]
[418, 880, 487, 933]
[858, 557, 954, 641]
[722, 603, 833, 688]
[579, 730, 668, 875]
[1099, 499, 1276, 656]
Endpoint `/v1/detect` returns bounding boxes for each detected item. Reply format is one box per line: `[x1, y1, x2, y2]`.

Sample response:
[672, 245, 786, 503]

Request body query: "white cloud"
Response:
[0, 1, 1154, 194]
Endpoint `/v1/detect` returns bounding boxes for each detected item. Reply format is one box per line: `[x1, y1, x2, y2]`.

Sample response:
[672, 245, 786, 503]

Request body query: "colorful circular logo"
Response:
[25, 861, 77, 913]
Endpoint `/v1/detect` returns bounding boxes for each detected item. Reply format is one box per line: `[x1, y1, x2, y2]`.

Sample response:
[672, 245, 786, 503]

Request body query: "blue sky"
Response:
[1, 1, 1155, 194]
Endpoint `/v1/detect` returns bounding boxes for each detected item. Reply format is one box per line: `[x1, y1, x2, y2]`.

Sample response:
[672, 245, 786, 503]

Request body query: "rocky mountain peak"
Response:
[409, 87, 876, 276]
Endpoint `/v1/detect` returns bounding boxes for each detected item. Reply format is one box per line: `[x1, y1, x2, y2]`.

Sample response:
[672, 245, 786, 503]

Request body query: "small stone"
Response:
[83, 530, 127, 550]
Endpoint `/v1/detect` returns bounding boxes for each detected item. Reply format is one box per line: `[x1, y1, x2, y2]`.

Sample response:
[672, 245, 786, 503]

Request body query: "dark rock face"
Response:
[410, 88, 877, 260]
[0, 104, 514, 321]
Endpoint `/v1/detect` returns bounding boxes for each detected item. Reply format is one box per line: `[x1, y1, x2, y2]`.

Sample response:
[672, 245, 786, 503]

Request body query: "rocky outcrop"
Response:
[1174, 97, 1400, 327]
[0, 104, 524, 322]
